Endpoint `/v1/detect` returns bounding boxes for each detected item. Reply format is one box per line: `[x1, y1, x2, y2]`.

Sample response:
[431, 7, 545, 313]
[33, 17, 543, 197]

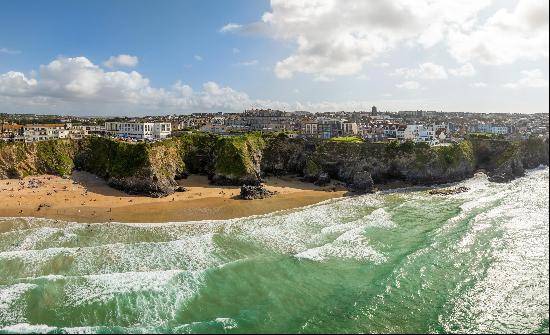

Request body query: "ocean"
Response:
[0, 167, 548, 334]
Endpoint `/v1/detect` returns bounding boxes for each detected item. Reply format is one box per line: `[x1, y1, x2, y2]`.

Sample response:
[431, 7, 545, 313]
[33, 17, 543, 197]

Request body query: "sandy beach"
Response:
[0, 172, 347, 223]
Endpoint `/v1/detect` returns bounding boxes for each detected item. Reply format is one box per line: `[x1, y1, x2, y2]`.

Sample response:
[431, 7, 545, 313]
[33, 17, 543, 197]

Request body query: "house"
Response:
[404, 124, 439, 145]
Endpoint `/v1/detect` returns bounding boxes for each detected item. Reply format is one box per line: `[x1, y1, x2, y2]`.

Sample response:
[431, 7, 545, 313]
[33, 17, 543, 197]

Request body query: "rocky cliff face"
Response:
[74, 137, 185, 197]
[1, 134, 548, 197]
[470, 137, 549, 182]
[261, 138, 476, 192]
[0, 140, 77, 179]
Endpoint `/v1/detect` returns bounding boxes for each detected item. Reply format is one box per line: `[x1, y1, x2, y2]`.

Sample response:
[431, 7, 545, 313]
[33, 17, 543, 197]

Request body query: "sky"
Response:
[0, 0, 548, 116]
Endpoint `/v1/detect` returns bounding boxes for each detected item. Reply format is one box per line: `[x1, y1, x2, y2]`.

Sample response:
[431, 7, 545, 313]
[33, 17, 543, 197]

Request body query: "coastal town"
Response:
[1, 108, 548, 144]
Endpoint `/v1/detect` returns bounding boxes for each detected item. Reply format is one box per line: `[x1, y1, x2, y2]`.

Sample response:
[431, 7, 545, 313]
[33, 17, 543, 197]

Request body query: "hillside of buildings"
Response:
[1, 133, 548, 197]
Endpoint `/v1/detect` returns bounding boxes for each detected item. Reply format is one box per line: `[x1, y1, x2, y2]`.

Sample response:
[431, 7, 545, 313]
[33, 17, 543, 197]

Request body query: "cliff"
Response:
[0, 140, 77, 179]
[262, 137, 476, 190]
[73, 137, 185, 197]
[1, 134, 548, 197]
[470, 136, 549, 182]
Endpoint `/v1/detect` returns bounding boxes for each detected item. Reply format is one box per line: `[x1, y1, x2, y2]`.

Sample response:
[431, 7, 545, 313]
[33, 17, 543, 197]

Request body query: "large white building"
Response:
[478, 124, 509, 135]
[21, 124, 93, 142]
[105, 122, 171, 140]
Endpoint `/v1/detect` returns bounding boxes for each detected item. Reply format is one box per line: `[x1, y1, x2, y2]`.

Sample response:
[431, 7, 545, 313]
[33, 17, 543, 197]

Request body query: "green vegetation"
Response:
[495, 141, 521, 166]
[0, 140, 77, 178]
[433, 140, 474, 169]
[466, 133, 505, 140]
[76, 137, 150, 178]
[213, 132, 265, 178]
[330, 136, 364, 143]
[385, 140, 429, 157]
[36, 140, 76, 176]
[303, 157, 321, 178]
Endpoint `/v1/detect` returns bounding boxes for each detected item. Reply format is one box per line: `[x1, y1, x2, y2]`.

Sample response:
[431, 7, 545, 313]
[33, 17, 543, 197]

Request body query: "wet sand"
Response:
[0, 172, 347, 223]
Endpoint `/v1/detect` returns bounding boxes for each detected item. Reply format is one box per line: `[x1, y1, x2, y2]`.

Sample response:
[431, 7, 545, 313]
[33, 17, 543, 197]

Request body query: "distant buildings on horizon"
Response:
[1, 108, 548, 144]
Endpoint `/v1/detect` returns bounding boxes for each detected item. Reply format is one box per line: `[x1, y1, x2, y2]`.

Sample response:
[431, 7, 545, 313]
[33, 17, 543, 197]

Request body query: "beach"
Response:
[0, 172, 347, 223]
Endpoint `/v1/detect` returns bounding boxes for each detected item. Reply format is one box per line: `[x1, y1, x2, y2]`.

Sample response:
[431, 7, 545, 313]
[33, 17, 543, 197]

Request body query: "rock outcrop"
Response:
[350, 171, 375, 193]
[239, 184, 276, 200]
[74, 137, 185, 197]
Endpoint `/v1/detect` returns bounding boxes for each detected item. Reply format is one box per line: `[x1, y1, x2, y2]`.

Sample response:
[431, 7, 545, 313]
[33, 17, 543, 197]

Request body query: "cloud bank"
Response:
[1, 56, 418, 115]
[222, 0, 548, 80]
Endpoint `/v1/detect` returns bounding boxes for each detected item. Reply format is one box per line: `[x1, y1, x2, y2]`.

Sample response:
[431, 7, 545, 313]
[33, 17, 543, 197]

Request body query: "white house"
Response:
[404, 124, 439, 145]
[105, 122, 171, 140]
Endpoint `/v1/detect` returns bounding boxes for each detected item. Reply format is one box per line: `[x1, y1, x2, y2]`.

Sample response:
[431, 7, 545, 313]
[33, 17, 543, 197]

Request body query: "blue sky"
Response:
[0, 0, 548, 116]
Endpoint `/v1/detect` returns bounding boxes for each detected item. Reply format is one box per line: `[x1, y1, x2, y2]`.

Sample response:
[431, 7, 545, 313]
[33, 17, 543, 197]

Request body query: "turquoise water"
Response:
[0, 168, 548, 334]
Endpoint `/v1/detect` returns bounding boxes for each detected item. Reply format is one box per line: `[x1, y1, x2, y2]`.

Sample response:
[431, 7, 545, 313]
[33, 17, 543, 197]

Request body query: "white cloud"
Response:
[235, 60, 259, 67]
[194, 55, 203, 61]
[0, 56, 254, 113]
[502, 69, 549, 88]
[0, 71, 37, 95]
[232, 0, 492, 79]
[449, 63, 476, 77]
[232, 48, 240, 54]
[219, 23, 243, 33]
[0, 47, 21, 55]
[471, 82, 488, 87]
[0, 56, 437, 115]
[396, 81, 421, 89]
[392, 62, 448, 79]
[447, 0, 549, 64]
[226, 0, 548, 79]
[103, 54, 139, 68]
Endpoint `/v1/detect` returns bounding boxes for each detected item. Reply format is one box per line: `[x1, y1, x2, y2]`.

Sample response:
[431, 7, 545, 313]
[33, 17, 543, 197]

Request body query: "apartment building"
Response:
[225, 109, 294, 132]
[477, 124, 509, 135]
[0, 124, 24, 142]
[104, 122, 171, 140]
[304, 117, 358, 139]
[23, 124, 68, 142]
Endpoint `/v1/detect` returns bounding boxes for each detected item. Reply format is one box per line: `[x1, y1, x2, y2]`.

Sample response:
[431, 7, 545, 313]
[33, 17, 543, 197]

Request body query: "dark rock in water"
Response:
[429, 186, 470, 195]
[350, 171, 375, 193]
[175, 186, 187, 192]
[239, 184, 276, 200]
[314, 172, 331, 186]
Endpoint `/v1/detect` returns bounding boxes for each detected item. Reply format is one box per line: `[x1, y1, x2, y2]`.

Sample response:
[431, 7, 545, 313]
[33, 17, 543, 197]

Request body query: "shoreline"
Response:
[3, 168, 540, 225]
[0, 172, 347, 224]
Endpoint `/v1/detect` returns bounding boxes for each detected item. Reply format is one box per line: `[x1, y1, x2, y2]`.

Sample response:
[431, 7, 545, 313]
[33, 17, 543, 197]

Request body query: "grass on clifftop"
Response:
[330, 136, 364, 143]
[213, 132, 265, 178]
